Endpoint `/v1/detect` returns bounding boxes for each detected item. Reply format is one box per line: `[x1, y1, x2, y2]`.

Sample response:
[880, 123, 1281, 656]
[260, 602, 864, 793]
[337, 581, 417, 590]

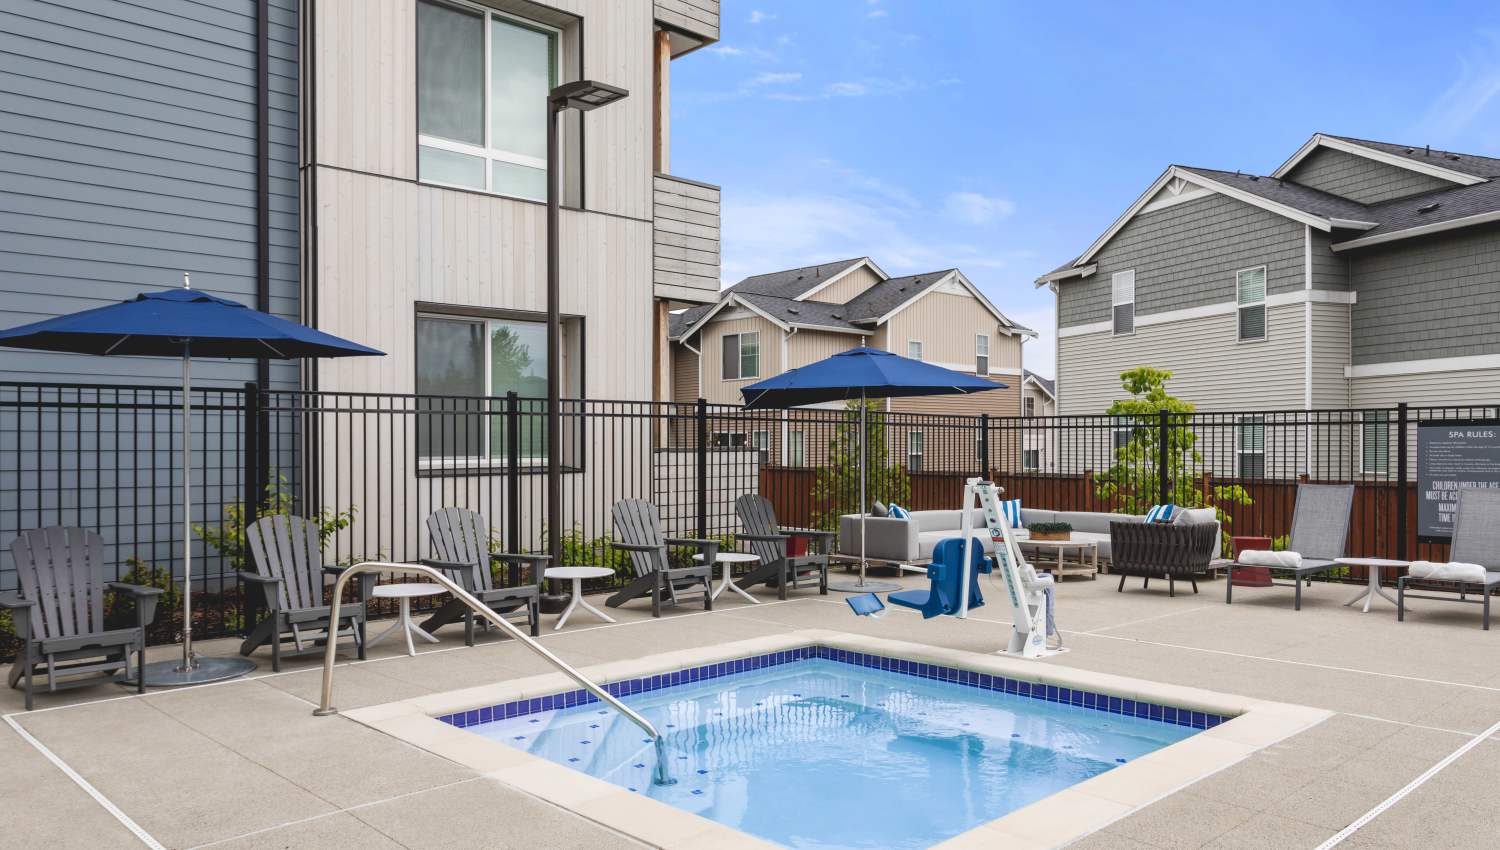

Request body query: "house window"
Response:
[908, 431, 924, 472]
[1023, 396, 1036, 418]
[975, 335, 989, 374]
[710, 432, 747, 448]
[1112, 270, 1135, 335]
[1237, 416, 1265, 478]
[1023, 449, 1040, 471]
[907, 340, 923, 360]
[415, 313, 571, 462]
[1361, 410, 1389, 475]
[1236, 266, 1267, 341]
[788, 430, 805, 466]
[416, 0, 558, 200]
[721, 332, 760, 380]
[751, 430, 770, 451]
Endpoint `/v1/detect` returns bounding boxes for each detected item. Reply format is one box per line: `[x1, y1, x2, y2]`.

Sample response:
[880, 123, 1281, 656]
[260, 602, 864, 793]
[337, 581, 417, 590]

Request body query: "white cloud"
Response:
[750, 71, 803, 86]
[827, 81, 868, 97]
[945, 191, 1017, 225]
[748, 10, 774, 24]
[707, 45, 743, 56]
[869, 9, 889, 18]
[1417, 31, 1500, 142]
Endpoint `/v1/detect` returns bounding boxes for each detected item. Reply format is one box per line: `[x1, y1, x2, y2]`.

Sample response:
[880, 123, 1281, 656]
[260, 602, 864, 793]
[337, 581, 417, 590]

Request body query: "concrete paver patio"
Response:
[4, 569, 1497, 849]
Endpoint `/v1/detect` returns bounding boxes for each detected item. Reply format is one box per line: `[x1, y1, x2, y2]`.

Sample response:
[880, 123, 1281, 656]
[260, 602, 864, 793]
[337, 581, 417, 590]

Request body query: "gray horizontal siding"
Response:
[1348, 223, 1500, 364]
[1058, 192, 1304, 327]
[0, 0, 298, 388]
[1284, 147, 1452, 205]
[654, 174, 720, 302]
[655, 0, 719, 41]
[1309, 229, 1349, 291]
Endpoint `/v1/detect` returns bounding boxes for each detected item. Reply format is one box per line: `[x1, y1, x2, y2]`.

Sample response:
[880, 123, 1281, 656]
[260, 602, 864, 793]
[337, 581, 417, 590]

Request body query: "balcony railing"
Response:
[653, 173, 720, 303]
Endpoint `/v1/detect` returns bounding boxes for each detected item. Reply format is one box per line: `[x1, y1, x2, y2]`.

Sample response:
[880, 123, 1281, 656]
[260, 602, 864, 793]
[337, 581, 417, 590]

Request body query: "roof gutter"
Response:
[1033, 263, 1096, 287]
[1331, 209, 1500, 252]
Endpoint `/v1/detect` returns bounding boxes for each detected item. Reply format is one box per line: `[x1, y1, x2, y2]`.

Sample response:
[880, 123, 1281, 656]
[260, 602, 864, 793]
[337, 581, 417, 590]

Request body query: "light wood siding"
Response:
[653, 173, 719, 302]
[1309, 302, 1350, 409]
[697, 314, 782, 404]
[311, 169, 653, 398]
[1058, 304, 1307, 414]
[671, 342, 698, 401]
[787, 329, 861, 367]
[653, 0, 719, 42]
[884, 290, 1023, 374]
[803, 264, 882, 304]
[313, 0, 654, 220]
[1285, 147, 1453, 204]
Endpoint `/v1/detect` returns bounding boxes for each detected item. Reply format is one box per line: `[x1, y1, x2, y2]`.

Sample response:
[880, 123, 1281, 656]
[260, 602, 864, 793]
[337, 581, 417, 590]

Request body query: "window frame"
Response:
[1023, 396, 1036, 418]
[788, 429, 806, 466]
[1360, 410, 1390, 475]
[1235, 265, 1268, 343]
[907, 430, 924, 472]
[416, 0, 562, 201]
[907, 340, 923, 361]
[1022, 448, 1040, 472]
[751, 430, 770, 451]
[710, 432, 748, 448]
[1111, 269, 1135, 336]
[1236, 415, 1266, 478]
[975, 334, 989, 374]
[721, 331, 761, 381]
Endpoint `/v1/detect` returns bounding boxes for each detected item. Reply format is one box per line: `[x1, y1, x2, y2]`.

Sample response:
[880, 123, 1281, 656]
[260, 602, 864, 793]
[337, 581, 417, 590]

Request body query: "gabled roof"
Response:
[1273, 133, 1496, 184]
[726, 257, 877, 300]
[1176, 166, 1375, 224]
[1023, 370, 1055, 399]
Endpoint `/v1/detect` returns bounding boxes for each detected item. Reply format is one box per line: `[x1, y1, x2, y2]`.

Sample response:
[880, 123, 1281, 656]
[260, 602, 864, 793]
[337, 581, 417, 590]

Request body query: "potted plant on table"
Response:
[1027, 521, 1073, 541]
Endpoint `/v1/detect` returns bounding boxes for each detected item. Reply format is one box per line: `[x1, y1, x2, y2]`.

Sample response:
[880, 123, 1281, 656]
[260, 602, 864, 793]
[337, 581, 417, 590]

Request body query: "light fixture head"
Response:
[549, 80, 629, 111]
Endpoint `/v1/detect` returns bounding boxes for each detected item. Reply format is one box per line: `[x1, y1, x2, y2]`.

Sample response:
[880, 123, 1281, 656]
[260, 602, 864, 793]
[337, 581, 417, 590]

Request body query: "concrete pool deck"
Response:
[5, 570, 1500, 849]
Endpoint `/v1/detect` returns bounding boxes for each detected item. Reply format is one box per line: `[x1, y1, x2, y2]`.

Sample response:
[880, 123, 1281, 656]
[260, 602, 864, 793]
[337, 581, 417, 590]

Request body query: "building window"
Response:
[788, 430, 805, 466]
[1361, 410, 1389, 475]
[1237, 416, 1265, 478]
[1023, 396, 1036, 418]
[751, 430, 770, 451]
[416, 0, 558, 200]
[721, 332, 760, 380]
[975, 335, 989, 374]
[908, 431, 924, 472]
[1112, 269, 1135, 335]
[710, 432, 747, 448]
[907, 340, 923, 360]
[415, 313, 572, 463]
[1023, 449, 1040, 471]
[1236, 266, 1267, 341]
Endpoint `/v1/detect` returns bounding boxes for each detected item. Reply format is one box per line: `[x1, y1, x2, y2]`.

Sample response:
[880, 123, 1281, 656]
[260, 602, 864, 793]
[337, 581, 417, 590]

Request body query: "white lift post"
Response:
[957, 477, 1065, 658]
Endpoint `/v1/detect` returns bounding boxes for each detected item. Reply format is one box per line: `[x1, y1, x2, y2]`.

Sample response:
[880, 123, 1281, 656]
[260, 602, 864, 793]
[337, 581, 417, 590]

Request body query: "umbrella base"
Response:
[828, 579, 904, 593]
[132, 656, 258, 688]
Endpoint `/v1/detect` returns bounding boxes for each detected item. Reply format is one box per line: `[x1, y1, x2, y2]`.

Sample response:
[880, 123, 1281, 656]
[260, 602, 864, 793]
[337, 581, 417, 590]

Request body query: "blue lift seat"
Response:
[888, 537, 991, 619]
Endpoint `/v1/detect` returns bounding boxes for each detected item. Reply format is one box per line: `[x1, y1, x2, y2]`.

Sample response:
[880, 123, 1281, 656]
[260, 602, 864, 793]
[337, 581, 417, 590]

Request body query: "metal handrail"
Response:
[313, 561, 675, 786]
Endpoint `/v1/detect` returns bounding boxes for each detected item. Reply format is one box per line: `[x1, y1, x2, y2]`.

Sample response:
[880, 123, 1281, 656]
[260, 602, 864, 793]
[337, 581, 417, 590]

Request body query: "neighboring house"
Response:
[668, 257, 1035, 470]
[1038, 133, 1500, 477]
[1020, 371, 1057, 472]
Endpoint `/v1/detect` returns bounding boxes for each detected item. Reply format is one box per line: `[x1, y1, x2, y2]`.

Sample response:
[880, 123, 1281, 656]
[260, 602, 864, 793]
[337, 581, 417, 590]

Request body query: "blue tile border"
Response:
[437, 644, 1229, 731]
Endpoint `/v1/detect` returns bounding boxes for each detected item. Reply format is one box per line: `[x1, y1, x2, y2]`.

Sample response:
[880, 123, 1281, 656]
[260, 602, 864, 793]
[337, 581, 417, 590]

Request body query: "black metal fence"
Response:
[3, 379, 1495, 655]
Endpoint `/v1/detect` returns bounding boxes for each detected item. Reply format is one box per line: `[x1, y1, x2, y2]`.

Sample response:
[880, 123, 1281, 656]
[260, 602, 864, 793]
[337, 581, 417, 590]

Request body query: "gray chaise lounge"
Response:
[1398, 488, 1500, 630]
[1225, 484, 1354, 611]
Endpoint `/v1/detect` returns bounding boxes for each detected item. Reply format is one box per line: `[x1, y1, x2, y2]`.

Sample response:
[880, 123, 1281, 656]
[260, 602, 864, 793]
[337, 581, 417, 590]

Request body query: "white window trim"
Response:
[1359, 411, 1390, 476]
[1235, 265, 1268, 344]
[721, 331, 761, 381]
[751, 430, 770, 451]
[788, 430, 806, 466]
[417, 0, 562, 201]
[1022, 448, 1041, 472]
[1236, 416, 1266, 477]
[908, 431, 924, 468]
[975, 333, 989, 373]
[907, 340, 923, 360]
[1111, 269, 1135, 336]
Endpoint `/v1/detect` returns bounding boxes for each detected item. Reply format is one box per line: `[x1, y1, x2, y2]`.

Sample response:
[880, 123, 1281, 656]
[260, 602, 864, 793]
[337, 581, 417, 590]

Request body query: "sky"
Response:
[667, 0, 1500, 379]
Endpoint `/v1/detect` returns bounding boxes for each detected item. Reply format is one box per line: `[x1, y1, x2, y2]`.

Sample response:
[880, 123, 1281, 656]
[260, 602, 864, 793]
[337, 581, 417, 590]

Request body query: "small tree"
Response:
[1094, 367, 1251, 553]
[811, 399, 911, 530]
[195, 473, 356, 572]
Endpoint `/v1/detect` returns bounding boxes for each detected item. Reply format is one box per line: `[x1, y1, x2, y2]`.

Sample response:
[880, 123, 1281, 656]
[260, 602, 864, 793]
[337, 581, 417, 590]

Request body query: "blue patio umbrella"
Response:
[741, 347, 1006, 591]
[0, 275, 383, 685]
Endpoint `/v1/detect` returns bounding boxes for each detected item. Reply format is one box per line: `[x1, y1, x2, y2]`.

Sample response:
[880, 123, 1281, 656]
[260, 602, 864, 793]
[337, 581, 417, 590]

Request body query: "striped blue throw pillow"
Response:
[1144, 503, 1176, 523]
[887, 503, 910, 519]
[999, 499, 1023, 528]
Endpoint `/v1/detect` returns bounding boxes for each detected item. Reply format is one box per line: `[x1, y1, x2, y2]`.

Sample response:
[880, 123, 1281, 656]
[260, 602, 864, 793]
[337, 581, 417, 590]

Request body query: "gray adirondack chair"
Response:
[735, 495, 831, 599]
[417, 507, 544, 642]
[2, 527, 163, 710]
[240, 515, 371, 671]
[607, 499, 716, 617]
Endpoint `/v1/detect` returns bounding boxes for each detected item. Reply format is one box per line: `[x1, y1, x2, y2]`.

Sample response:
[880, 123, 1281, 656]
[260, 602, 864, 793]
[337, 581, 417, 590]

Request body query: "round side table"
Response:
[369, 583, 446, 656]
[693, 551, 762, 604]
[1336, 557, 1409, 613]
[544, 566, 617, 630]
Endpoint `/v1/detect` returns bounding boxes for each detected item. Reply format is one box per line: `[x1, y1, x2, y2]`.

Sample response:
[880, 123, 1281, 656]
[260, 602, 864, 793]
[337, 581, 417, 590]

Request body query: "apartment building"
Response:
[1020, 371, 1056, 472]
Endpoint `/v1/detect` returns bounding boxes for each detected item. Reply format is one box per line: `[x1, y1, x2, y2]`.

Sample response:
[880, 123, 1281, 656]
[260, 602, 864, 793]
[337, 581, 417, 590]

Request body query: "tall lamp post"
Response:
[545, 80, 628, 606]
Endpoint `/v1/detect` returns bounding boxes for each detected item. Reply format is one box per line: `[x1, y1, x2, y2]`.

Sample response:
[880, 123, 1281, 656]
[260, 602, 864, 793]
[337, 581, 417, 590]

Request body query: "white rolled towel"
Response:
[1238, 549, 1302, 568]
[1408, 561, 1490, 582]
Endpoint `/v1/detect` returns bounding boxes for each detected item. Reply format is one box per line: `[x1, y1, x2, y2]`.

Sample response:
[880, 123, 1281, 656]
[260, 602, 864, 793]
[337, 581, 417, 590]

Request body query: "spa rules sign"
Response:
[1417, 420, 1500, 540]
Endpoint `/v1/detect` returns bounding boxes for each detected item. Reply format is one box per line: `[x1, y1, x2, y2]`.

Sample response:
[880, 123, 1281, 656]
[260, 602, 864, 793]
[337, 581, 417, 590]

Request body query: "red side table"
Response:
[1231, 535, 1274, 587]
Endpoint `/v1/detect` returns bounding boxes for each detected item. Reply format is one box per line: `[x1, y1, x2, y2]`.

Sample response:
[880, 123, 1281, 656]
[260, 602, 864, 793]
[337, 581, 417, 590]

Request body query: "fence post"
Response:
[243, 381, 261, 527]
[506, 391, 521, 561]
[978, 412, 990, 479]
[1395, 402, 1409, 560]
[1157, 408, 1171, 504]
[696, 397, 708, 539]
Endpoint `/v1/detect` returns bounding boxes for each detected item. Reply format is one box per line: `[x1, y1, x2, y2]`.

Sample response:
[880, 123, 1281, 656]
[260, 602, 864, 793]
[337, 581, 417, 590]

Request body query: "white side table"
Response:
[544, 566, 616, 630]
[369, 583, 446, 656]
[1337, 557, 1409, 613]
[693, 551, 761, 604]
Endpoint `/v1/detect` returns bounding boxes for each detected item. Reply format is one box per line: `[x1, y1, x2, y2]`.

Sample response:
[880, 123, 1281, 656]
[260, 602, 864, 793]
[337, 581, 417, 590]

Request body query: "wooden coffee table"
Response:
[1021, 539, 1099, 580]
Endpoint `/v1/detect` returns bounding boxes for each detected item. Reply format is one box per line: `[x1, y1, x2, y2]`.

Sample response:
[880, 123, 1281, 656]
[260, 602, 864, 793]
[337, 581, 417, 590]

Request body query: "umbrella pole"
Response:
[859, 390, 867, 586]
[180, 352, 194, 671]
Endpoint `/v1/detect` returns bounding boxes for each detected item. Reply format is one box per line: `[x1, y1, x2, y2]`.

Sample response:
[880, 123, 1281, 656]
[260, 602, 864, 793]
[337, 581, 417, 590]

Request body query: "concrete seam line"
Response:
[1314, 716, 1500, 849]
[3, 714, 166, 850]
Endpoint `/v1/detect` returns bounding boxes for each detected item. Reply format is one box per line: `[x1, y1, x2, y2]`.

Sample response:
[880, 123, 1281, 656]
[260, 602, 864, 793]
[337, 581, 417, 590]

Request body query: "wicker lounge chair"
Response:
[1398, 488, 1500, 630]
[1225, 484, 1354, 610]
[1109, 517, 1220, 597]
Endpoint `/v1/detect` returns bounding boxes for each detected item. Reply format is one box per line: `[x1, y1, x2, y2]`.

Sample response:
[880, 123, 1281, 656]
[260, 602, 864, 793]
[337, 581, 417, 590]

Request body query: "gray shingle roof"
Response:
[842, 270, 955, 321]
[737, 294, 866, 332]
[1327, 135, 1500, 180]
[1024, 370, 1055, 397]
[1178, 166, 1374, 221]
[667, 303, 715, 339]
[1352, 179, 1500, 240]
[727, 257, 869, 299]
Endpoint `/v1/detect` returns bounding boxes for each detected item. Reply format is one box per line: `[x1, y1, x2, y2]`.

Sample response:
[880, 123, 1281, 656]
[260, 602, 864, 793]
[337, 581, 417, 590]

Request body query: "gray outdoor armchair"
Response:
[606, 499, 715, 617]
[240, 515, 372, 671]
[1225, 483, 1355, 610]
[735, 495, 830, 599]
[417, 507, 543, 642]
[4, 527, 164, 710]
[1398, 488, 1500, 630]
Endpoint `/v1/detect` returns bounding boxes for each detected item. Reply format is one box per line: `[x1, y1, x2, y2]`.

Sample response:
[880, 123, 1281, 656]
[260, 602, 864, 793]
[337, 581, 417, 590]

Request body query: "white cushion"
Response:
[1239, 549, 1302, 568]
[1409, 561, 1489, 582]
